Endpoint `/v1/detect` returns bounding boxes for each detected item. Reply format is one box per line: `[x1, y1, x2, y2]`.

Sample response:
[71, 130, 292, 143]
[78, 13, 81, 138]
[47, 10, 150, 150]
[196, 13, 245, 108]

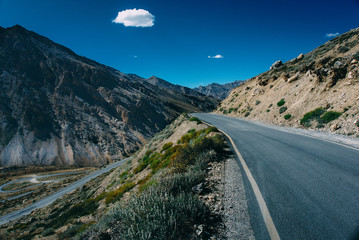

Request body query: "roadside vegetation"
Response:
[79, 121, 226, 239]
[300, 108, 342, 127]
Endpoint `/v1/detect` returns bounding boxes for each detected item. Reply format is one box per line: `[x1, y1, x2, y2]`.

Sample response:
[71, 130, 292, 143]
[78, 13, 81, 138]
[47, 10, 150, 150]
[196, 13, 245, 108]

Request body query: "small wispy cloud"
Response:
[325, 32, 340, 38]
[208, 54, 224, 59]
[132, 55, 138, 58]
[113, 8, 155, 27]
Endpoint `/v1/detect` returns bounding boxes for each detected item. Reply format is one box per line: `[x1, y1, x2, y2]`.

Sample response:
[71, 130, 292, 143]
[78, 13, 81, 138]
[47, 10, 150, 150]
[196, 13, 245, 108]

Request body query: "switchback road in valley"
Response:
[0, 158, 129, 225]
[193, 113, 359, 240]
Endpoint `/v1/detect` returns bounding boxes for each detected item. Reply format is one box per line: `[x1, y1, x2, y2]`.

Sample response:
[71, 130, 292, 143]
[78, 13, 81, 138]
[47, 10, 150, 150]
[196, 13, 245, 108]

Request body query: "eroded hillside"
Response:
[217, 27, 359, 136]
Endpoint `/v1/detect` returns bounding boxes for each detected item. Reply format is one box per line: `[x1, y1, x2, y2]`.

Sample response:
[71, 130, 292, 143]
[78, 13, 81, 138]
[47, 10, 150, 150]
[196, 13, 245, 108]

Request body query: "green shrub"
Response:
[105, 182, 136, 204]
[266, 109, 270, 112]
[158, 170, 205, 196]
[95, 192, 107, 202]
[162, 142, 173, 152]
[119, 170, 128, 179]
[284, 114, 291, 120]
[205, 126, 219, 134]
[300, 108, 325, 125]
[133, 161, 148, 174]
[228, 108, 234, 113]
[320, 111, 342, 123]
[223, 110, 228, 114]
[171, 135, 225, 173]
[187, 129, 195, 133]
[279, 106, 288, 114]
[255, 100, 261, 105]
[245, 112, 250, 117]
[137, 173, 154, 191]
[189, 117, 201, 124]
[277, 98, 285, 107]
[356, 120, 359, 127]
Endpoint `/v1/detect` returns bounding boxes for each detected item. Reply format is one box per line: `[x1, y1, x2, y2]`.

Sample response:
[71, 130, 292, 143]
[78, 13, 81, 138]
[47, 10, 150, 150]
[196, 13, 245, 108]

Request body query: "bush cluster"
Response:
[320, 111, 342, 123]
[300, 108, 325, 126]
[300, 108, 342, 127]
[79, 127, 226, 240]
[189, 117, 202, 124]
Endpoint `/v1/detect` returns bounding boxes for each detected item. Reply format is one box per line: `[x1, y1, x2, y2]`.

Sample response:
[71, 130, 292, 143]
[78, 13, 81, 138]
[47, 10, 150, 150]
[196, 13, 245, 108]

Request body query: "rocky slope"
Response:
[217, 27, 359, 136]
[0, 25, 217, 166]
[195, 80, 243, 99]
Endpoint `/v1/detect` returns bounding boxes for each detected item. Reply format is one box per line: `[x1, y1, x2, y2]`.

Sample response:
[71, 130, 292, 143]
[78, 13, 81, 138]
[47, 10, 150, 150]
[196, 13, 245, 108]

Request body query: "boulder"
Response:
[296, 53, 304, 60]
[288, 73, 300, 83]
[270, 60, 282, 70]
[334, 61, 343, 69]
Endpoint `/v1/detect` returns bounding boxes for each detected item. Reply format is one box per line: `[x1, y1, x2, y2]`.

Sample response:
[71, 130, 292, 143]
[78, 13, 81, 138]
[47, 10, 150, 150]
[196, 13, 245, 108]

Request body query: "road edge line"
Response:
[199, 119, 281, 240]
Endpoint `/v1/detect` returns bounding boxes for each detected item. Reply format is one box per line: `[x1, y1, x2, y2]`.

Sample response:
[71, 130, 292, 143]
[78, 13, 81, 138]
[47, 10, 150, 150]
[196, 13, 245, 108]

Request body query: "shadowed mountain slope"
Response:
[0, 25, 217, 166]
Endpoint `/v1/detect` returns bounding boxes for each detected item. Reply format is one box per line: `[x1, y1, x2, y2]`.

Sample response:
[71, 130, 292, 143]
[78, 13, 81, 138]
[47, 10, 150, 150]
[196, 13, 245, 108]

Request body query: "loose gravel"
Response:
[223, 157, 255, 240]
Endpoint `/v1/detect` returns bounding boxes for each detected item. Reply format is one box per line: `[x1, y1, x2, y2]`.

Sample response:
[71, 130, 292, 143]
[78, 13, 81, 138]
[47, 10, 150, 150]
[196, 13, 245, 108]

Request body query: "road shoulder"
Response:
[223, 156, 255, 240]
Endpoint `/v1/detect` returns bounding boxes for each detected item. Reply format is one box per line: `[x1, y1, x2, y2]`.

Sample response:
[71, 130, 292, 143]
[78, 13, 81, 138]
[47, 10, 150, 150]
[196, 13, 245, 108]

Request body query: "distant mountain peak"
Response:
[195, 80, 244, 100]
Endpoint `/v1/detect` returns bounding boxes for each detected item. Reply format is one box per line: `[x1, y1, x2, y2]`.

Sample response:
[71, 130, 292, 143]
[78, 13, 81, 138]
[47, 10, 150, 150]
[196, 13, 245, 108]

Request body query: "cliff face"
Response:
[217, 28, 359, 136]
[0, 25, 217, 166]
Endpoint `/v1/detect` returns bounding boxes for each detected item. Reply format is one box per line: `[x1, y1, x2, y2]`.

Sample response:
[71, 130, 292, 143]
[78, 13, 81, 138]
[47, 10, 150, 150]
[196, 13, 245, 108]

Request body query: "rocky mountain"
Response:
[131, 75, 208, 97]
[0, 25, 217, 166]
[217, 27, 359, 136]
[195, 80, 243, 100]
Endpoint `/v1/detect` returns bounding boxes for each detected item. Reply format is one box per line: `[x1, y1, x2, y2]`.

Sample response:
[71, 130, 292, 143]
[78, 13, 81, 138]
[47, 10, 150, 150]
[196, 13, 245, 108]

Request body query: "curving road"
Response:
[0, 158, 129, 225]
[193, 113, 359, 240]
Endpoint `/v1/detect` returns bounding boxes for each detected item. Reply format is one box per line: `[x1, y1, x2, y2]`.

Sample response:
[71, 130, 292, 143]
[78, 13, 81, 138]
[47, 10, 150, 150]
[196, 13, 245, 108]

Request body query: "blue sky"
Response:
[0, 0, 358, 87]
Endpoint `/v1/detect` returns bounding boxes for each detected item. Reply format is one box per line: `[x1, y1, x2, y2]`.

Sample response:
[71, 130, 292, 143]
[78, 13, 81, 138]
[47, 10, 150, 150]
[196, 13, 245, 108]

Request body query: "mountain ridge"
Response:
[195, 80, 243, 99]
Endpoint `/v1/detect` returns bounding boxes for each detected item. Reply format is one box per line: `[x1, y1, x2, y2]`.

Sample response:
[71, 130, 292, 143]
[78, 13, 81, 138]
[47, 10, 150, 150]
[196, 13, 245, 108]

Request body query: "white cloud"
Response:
[325, 32, 339, 38]
[113, 8, 155, 27]
[208, 54, 224, 59]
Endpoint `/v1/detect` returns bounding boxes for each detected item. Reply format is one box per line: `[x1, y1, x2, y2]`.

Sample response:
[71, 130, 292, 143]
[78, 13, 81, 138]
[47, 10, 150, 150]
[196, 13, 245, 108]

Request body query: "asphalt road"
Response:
[0, 158, 129, 225]
[193, 113, 359, 240]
